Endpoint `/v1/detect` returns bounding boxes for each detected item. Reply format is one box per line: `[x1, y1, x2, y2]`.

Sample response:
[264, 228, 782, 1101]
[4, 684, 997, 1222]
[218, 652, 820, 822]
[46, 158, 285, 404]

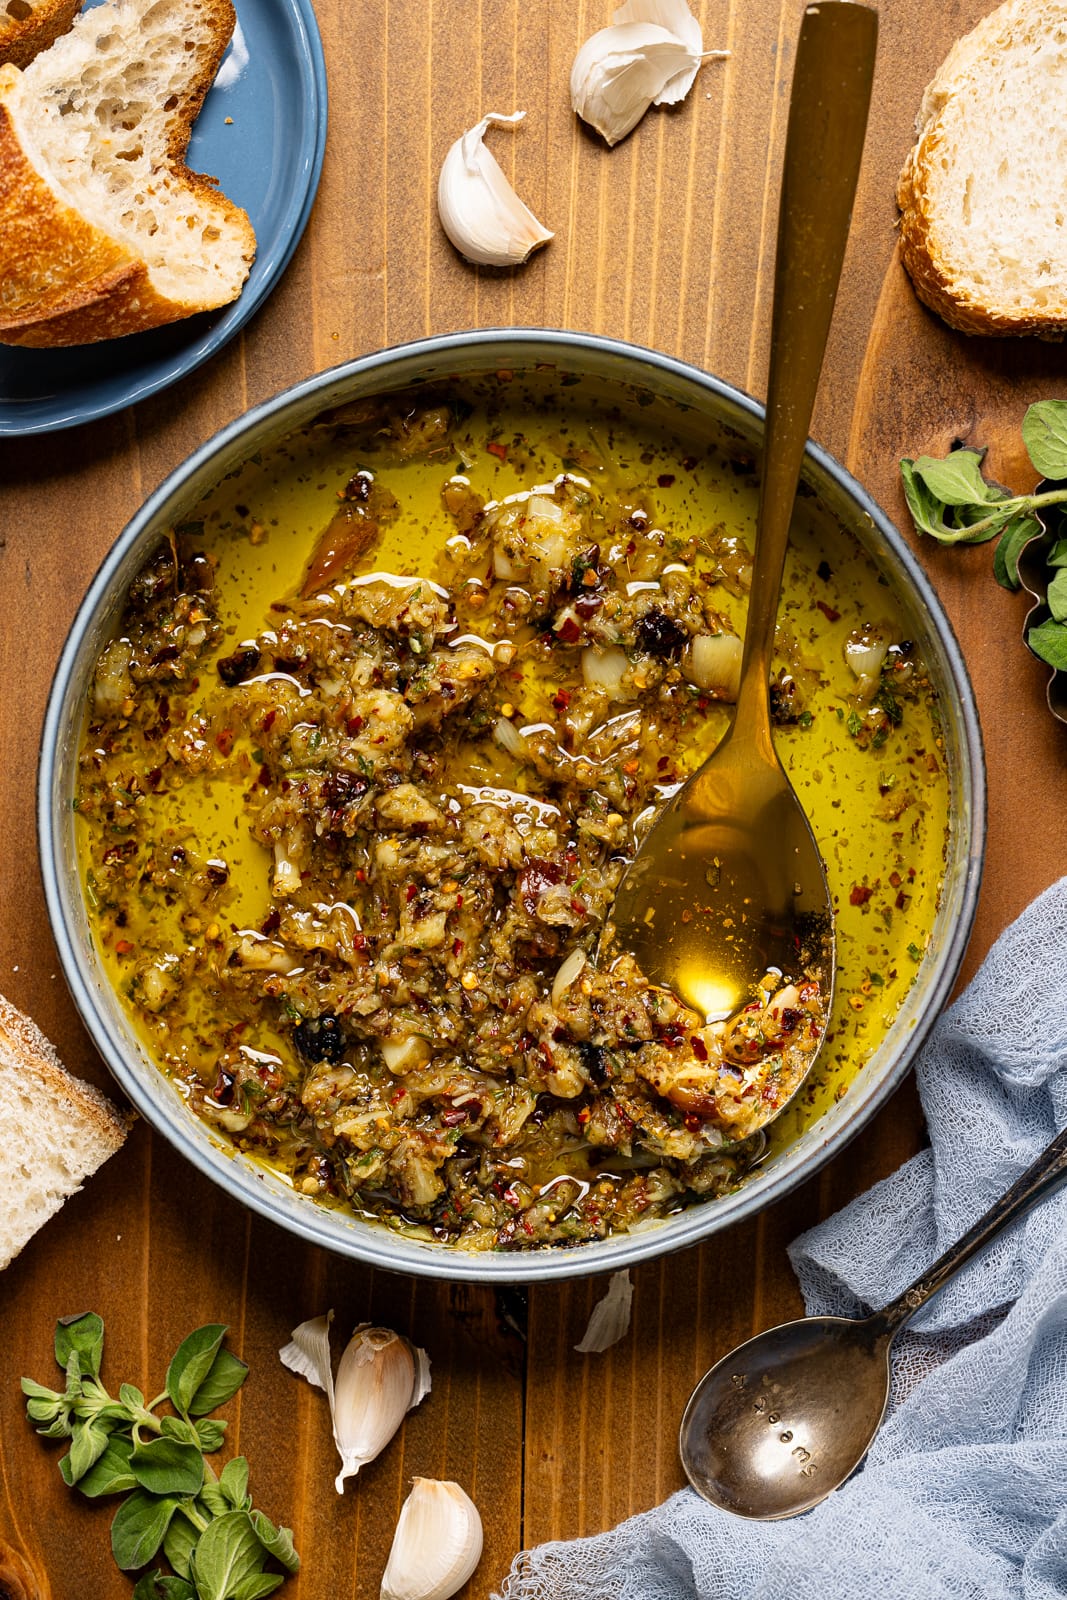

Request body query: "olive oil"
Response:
[77, 371, 951, 1236]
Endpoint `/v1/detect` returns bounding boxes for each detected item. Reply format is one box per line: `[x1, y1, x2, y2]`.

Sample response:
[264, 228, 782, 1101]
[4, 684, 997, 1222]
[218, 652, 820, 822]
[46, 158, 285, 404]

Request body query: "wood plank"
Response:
[3, 0, 1067, 1595]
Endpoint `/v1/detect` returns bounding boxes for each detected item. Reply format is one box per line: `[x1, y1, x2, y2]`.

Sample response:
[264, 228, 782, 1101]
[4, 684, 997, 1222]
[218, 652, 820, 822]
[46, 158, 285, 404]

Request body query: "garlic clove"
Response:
[437, 111, 553, 268]
[570, 22, 701, 145]
[333, 1324, 431, 1493]
[612, 0, 703, 101]
[380, 1478, 483, 1600]
[280, 1313, 431, 1493]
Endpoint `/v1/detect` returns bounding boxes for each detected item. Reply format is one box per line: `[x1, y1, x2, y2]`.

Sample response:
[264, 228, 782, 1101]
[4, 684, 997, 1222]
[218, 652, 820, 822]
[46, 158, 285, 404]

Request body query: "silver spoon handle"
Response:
[872, 1122, 1067, 1335]
[732, 1, 877, 742]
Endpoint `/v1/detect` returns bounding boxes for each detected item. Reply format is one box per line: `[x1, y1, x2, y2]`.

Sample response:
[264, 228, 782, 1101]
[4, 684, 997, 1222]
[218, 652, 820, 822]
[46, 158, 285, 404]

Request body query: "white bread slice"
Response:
[0, 992, 127, 1271]
[0, 0, 83, 70]
[898, 0, 1067, 338]
[0, 0, 255, 347]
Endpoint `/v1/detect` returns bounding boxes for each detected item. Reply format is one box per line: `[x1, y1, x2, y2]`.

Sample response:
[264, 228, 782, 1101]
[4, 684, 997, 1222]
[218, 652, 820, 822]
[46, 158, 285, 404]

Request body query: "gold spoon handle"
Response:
[871, 1122, 1067, 1336]
[733, 1, 878, 748]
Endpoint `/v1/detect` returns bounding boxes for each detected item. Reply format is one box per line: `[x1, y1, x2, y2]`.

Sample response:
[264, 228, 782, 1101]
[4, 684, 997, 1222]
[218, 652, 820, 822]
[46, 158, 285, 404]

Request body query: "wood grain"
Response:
[1, 0, 1066, 1595]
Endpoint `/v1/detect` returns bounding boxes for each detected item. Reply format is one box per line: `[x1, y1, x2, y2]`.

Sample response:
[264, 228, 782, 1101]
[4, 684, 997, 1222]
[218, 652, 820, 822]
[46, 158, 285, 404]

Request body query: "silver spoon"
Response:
[605, 1, 877, 1129]
[679, 1120, 1067, 1519]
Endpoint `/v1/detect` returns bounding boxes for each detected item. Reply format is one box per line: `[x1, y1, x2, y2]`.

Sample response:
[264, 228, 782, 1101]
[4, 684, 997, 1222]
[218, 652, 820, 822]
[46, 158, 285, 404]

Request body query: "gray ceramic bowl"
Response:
[38, 330, 985, 1283]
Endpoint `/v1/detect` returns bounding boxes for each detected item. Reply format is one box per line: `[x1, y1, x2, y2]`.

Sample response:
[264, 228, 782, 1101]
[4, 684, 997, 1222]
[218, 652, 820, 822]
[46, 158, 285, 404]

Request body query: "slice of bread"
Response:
[0, 0, 255, 347]
[0, 992, 128, 1271]
[0, 0, 83, 70]
[898, 0, 1067, 338]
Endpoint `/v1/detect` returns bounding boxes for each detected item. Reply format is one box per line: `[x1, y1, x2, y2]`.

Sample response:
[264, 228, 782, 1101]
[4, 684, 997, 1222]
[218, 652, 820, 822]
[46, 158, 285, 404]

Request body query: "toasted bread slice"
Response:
[0, 0, 255, 347]
[898, 0, 1067, 338]
[0, 993, 127, 1271]
[0, 0, 83, 70]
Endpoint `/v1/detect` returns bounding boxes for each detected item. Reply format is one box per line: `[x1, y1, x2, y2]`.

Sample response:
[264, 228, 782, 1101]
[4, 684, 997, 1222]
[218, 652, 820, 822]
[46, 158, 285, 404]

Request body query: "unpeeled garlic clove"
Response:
[437, 111, 553, 268]
[333, 1324, 432, 1493]
[280, 1313, 431, 1493]
[570, 0, 727, 146]
[380, 1478, 483, 1600]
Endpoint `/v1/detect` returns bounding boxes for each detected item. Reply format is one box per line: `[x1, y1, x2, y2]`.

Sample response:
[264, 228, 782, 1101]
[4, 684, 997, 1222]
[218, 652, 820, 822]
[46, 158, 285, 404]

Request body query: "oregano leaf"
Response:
[55, 1313, 105, 1380]
[129, 1436, 205, 1497]
[166, 1325, 228, 1416]
[992, 514, 1042, 590]
[67, 1434, 137, 1498]
[188, 1348, 249, 1416]
[162, 1511, 200, 1581]
[250, 1512, 299, 1574]
[1047, 568, 1067, 622]
[67, 1419, 111, 1484]
[1022, 400, 1067, 479]
[1028, 616, 1067, 670]
[189, 1509, 270, 1600]
[132, 1573, 196, 1600]
[111, 1491, 182, 1570]
[909, 449, 1003, 508]
[219, 1456, 250, 1509]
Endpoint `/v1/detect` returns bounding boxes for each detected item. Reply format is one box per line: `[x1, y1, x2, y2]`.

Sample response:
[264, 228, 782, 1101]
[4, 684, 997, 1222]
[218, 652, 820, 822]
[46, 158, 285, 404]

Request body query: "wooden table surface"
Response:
[3, 1, 1066, 1594]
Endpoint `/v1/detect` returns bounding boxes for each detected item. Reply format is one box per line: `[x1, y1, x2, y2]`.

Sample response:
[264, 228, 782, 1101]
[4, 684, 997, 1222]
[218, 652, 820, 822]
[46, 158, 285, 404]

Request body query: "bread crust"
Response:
[0, 992, 128, 1157]
[897, 0, 1067, 340]
[0, 0, 256, 347]
[0, 0, 82, 70]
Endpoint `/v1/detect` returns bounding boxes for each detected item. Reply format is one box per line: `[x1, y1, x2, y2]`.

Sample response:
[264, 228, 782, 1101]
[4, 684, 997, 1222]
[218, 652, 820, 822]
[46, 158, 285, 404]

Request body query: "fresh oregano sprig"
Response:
[22, 1313, 299, 1600]
[900, 398, 1067, 672]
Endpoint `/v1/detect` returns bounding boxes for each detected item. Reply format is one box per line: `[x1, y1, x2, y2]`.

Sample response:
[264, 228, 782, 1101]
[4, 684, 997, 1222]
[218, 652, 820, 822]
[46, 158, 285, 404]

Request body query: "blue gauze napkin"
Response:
[494, 876, 1067, 1600]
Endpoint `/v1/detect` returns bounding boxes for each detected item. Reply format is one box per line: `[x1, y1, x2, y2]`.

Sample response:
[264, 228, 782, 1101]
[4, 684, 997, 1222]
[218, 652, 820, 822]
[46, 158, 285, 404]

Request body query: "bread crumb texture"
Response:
[0, 0, 255, 345]
[0, 992, 127, 1271]
[898, 0, 1067, 337]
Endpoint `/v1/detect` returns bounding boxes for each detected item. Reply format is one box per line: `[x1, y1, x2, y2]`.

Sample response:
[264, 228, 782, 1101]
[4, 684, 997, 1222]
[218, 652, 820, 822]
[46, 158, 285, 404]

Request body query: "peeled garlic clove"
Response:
[333, 1324, 432, 1493]
[380, 1478, 483, 1600]
[437, 111, 553, 267]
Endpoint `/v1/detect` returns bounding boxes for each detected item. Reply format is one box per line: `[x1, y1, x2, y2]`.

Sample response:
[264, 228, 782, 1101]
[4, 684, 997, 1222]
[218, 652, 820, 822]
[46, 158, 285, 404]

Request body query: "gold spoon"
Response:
[679, 1121, 1067, 1519]
[606, 2, 877, 1105]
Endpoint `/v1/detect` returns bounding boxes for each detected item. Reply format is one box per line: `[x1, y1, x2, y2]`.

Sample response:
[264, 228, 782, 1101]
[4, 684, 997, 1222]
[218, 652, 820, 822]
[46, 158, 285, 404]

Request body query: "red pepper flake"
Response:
[540, 1041, 555, 1069]
[114, 939, 135, 956]
[690, 1035, 709, 1061]
[346, 714, 364, 735]
[895, 890, 910, 911]
[570, 898, 587, 918]
[815, 600, 841, 622]
[889, 871, 902, 888]
[406, 883, 418, 902]
[849, 884, 874, 906]
[556, 616, 581, 644]
[452, 938, 464, 956]
[455, 894, 463, 908]
[487, 440, 508, 460]
[577, 1107, 590, 1125]
[684, 1113, 705, 1132]
[215, 728, 235, 756]
[552, 689, 572, 712]
[389, 1089, 405, 1107]
[502, 1185, 522, 1207]
[262, 710, 277, 732]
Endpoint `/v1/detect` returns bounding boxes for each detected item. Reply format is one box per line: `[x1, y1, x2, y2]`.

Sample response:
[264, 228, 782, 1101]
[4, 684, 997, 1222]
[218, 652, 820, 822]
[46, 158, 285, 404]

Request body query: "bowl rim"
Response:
[38, 327, 987, 1282]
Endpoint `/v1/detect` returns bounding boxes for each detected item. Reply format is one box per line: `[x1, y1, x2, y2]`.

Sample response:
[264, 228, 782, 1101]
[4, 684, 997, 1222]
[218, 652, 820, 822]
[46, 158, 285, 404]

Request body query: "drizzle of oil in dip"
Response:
[76, 372, 950, 1243]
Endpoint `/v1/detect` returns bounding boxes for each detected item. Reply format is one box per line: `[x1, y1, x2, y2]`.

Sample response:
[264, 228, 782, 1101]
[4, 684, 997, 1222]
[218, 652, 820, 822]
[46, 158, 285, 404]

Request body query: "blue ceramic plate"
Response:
[0, 0, 327, 435]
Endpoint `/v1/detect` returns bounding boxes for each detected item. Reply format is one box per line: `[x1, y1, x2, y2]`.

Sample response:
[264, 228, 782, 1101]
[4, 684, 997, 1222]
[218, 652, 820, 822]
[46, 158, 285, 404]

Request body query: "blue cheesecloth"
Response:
[494, 876, 1067, 1600]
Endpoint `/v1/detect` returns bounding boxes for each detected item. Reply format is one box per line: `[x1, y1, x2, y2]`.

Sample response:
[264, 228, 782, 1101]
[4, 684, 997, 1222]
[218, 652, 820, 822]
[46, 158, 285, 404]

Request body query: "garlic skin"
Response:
[279, 1314, 431, 1494]
[380, 1479, 483, 1600]
[437, 111, 553, 267]
[570, 0, 727, 146]
[574, 1269, 634, 1353]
